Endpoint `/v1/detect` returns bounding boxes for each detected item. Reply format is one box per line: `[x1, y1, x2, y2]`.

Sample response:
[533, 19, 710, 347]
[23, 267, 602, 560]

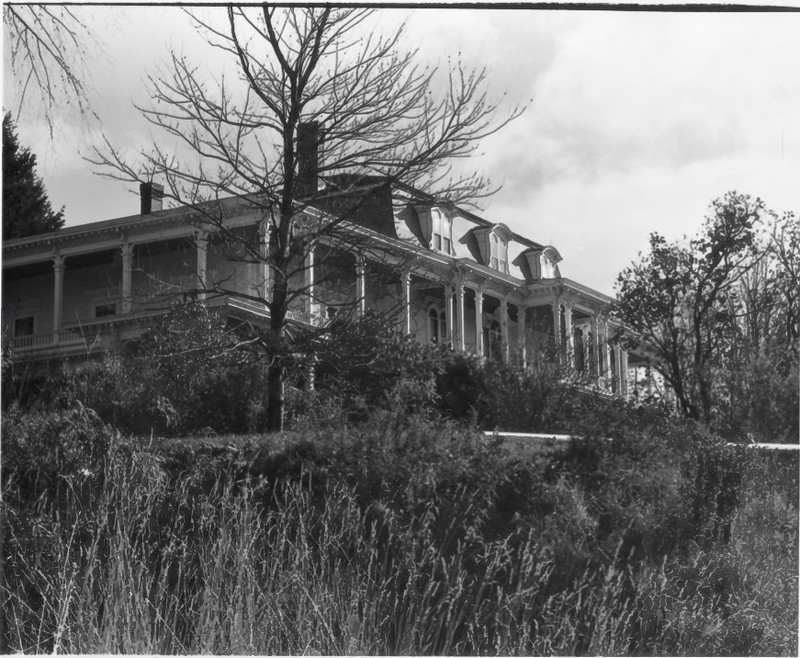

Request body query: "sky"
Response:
[4, 4, 800, 296]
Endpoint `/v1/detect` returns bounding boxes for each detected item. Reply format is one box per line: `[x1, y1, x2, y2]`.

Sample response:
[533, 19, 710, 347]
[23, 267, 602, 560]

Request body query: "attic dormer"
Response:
[513, 245, 562, 281]
[473, 223, 513, 274]
[414, 205, 454, 255]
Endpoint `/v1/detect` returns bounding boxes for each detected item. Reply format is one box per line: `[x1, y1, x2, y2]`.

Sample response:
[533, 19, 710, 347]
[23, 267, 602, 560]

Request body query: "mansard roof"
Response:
[2, 177, 581, 299]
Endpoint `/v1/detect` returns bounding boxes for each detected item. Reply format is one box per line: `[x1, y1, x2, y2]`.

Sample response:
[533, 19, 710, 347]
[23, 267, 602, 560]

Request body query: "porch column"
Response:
[121, 242, 132, 314]
[500, 296, 509, 362]
[444, 284, 454, 347]
[620, 348, 629, 399]
[584, 323, 592, 375]
[355, 255, 367, 317]
[564, 302, 574, 368]
[552, 295, 561, 345]
[52, 254, 64, 344]
[597, 318, 606, 378]
[454, 277, 465, 351]
[578, 325, 587, 372]
[474, 284, 485, 357]
[400, 269, 411, 334]
[603, 321, 612, 380]
[612, 344, 621, 394]
[591, 318, 599, 378]
[258, 220, 271, 304]
[305, 247, 316, 320]
[517, 305, 527, 367]
[196, 231, 208, 301]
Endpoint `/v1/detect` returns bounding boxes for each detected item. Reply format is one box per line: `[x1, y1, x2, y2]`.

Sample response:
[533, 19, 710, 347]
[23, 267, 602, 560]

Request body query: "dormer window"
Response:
[431, 209, 452, 255]
[512, 245, 563, 282]
[475, 224, 512, 273]
[489, 233, 508, 273]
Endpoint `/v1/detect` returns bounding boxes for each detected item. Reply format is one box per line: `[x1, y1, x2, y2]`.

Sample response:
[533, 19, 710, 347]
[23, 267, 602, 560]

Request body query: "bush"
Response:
[713, 344, 800, 443]
[36, 303, 272, 436]
[309, 312, 585, 433]
[1, 401, 114, 513]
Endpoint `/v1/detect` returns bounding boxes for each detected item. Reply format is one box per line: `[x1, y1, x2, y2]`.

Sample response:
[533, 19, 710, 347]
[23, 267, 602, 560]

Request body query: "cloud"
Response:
[5, 7, 799, 300]
[515, 12, 800, 179]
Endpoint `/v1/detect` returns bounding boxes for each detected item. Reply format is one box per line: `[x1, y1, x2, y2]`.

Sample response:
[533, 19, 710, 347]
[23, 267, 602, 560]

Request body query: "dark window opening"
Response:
[95, 303, 117, 318]
[14, 316, 35, 336]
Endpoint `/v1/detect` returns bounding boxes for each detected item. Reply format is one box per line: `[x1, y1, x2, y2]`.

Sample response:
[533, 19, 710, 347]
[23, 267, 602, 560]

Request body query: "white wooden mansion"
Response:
[2, 167, 639, 398]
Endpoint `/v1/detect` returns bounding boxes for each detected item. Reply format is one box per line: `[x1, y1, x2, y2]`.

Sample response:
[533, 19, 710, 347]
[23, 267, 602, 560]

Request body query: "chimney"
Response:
[297, 122, 322, 197]
[140, 182, 164, 215]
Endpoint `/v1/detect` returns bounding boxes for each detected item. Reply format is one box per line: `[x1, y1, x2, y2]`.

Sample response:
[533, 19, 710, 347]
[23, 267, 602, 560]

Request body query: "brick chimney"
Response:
[140, 182, 164, 215]
[297, 122, 322, 197]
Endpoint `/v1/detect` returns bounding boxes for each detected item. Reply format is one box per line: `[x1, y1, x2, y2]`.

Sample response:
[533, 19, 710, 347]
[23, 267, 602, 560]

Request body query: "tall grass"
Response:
[3, 433, 797, 655]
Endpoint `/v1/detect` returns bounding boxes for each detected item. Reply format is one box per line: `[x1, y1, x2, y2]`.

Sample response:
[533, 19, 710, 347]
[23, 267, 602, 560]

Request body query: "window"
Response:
[428, 306, 448, 344]
[486, 230, 508, 273]
[484, 320, 502, 360]
[14, 316, 35, 337]
[95, 303, 117, 318]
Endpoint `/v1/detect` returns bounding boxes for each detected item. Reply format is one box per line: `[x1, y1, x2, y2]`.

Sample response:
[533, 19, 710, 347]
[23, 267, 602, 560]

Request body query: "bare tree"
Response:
[3, 4, 98, 135]
[88, 6, 525, 431]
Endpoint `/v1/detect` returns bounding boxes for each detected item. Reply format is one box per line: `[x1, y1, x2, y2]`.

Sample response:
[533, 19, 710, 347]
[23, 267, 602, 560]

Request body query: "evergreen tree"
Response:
[2, 113, 65, 240]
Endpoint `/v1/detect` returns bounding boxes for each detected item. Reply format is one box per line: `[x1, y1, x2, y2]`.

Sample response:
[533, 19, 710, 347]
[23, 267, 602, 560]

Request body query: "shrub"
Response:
[1, 401, 114, 513]
[42, 303, 272, 436]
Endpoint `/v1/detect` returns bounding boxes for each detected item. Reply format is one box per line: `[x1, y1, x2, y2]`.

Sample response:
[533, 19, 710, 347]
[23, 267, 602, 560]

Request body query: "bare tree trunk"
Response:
[266, 264, 289, 432]
[266, 362, 285, 433]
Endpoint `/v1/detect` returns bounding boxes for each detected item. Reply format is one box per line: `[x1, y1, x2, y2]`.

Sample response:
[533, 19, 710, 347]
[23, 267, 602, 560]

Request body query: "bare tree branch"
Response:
[3, 4, 99, 136]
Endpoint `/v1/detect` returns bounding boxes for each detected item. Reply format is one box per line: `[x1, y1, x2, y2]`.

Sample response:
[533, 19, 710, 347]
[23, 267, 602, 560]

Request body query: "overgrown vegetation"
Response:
[2, 397, 797, 654]
[2, 308, 797, 654]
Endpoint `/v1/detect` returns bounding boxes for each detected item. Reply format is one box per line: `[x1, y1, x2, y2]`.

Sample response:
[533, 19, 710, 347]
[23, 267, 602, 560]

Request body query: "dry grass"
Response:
[3, 437, 797, 655]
